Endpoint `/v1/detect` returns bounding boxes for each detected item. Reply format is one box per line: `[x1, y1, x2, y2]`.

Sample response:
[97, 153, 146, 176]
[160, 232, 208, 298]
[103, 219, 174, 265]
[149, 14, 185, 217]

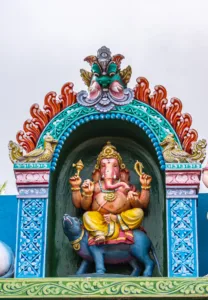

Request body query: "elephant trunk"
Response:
[104, 178, 130, 190]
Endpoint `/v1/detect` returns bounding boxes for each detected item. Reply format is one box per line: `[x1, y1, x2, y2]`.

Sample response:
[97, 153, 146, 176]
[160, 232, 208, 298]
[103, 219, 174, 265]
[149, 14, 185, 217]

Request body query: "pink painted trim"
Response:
[15, 170, 50, 185]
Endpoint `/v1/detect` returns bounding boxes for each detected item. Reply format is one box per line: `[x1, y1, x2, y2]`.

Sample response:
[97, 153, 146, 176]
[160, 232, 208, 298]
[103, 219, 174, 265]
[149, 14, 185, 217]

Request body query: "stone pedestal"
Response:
[14, 163, 50, 278]
[166, 163, 201, 277]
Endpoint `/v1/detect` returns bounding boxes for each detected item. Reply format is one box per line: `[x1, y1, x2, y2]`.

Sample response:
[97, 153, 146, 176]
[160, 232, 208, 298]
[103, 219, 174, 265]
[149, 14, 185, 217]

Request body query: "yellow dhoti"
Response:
[83, 208, 144, 240]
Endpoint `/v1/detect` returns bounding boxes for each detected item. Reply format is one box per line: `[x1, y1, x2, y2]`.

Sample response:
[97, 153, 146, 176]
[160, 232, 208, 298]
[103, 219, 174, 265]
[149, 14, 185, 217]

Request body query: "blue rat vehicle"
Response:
[63, 214, 161, 276]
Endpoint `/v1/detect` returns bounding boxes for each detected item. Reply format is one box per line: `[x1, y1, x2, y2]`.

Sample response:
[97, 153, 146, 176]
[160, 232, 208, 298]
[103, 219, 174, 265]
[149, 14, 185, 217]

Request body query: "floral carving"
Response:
[59, 82, 77, 109]
[16, 131, 35, 153]
[0, 278, 208, 298]
[16, 83, 77, 152]
[15, 170, 50, 184]
[134, 77, 150, 104]
[166, 171, 201, 186]
[182, 129, 198, 153]
[149, 85, 168, 115]
[134, 77, 200, 153]
[43, 92, 61, 119]
[166, 97, 183, 126]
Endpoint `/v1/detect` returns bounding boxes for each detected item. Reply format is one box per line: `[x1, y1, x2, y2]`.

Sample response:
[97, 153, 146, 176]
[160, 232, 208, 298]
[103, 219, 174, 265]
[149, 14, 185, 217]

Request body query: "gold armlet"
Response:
[71, 187, 81, 191]
[82, 192, 93, 197]
[141, 185, 151, 190]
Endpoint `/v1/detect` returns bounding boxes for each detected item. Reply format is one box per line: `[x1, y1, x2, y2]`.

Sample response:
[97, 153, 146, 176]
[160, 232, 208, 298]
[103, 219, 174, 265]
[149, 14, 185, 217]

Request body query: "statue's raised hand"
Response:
[140, 173, 152, 187]
[82, 179, 94, 195]
[127, 191, 139, 202]
[69, 174, 82, 188]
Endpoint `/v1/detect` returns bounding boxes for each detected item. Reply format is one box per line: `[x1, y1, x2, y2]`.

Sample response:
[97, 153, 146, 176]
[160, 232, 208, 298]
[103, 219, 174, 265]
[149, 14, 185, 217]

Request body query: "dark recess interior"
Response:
[46, 119, 166, 277]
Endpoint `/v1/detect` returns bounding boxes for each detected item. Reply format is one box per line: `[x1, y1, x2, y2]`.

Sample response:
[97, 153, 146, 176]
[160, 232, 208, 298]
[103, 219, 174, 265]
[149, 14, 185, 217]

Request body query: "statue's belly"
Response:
[92, 191, 131, 214]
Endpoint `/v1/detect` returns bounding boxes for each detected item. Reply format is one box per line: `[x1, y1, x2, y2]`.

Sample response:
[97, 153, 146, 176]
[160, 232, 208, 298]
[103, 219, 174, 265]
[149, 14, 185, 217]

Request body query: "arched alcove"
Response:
[46, 120, 166, 277]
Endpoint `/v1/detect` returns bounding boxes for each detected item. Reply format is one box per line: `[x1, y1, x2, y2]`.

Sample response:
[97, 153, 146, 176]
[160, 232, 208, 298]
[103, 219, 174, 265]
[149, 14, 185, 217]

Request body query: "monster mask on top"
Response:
[77, 46, 134, 112]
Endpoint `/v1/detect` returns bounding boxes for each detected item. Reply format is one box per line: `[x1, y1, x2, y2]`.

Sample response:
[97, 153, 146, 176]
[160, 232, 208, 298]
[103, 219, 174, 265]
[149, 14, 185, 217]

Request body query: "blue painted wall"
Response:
[198, 193, 208, 276]
[0, 193, 207, 276]
[0, 195, 17, 253]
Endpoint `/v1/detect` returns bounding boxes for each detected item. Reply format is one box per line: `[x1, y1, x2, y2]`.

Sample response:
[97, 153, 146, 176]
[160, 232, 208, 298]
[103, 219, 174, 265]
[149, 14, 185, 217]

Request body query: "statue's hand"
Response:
[140, 173, 152, 186]
[127, 191, 139, 202]
[82, 179, 94, 195]
[69, 174, 82, 187]
[104, 214, 117, 224]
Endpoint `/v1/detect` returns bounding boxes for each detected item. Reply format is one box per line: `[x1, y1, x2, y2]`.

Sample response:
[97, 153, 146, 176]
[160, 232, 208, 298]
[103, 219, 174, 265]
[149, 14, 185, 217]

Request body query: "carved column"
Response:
[14, 163, 50, 278]
[166, 163, 201, 277]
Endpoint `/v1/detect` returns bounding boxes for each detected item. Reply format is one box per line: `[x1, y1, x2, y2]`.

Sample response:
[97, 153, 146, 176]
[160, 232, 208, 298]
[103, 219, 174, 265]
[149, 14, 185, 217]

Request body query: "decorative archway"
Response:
[10, 50, 205, 279]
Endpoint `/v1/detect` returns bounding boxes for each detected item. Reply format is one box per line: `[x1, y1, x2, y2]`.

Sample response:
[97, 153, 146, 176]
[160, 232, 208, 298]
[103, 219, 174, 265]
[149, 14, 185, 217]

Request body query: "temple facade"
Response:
[0, 46, 208, 299]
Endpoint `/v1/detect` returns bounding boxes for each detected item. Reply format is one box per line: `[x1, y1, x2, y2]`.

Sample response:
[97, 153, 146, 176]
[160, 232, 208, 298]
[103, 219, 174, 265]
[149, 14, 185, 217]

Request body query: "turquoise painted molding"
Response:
[165, 163, 202, 170]
[35, 100, 182, 171]
[0, 277, 208, 298]
[14, 163, 51, 170]
[37, 101, 181, 148]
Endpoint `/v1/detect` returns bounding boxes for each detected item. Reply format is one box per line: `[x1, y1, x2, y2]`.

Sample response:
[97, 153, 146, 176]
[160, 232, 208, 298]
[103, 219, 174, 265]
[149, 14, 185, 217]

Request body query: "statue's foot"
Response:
[95, 235, 105, 244]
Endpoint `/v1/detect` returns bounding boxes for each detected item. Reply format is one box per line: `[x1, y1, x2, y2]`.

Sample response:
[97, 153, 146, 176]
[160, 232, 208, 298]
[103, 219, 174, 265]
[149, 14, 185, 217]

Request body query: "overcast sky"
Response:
[1, 0, 208, 194]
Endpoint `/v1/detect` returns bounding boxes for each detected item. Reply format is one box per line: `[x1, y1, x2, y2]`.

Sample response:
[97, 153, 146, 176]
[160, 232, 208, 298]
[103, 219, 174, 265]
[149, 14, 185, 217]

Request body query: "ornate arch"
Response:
[14, 77, 200, 159]
[10, 71, 205, 280]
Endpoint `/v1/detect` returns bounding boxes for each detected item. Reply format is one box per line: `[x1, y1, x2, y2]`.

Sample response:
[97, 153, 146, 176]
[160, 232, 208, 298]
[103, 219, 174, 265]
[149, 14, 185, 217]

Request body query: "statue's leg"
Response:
[129, 259, 141, 276]
[142, 255, 155, 277]
[118, 208, 144, 230]
[130, 231, 155, 277]
[76, 260, 90, 275]
[83, 211, 108, 240]
[89, 246, 106, 274]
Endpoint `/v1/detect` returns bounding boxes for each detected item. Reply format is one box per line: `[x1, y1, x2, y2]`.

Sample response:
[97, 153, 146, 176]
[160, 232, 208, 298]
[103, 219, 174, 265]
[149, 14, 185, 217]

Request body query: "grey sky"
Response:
[1, 0, 208, 194]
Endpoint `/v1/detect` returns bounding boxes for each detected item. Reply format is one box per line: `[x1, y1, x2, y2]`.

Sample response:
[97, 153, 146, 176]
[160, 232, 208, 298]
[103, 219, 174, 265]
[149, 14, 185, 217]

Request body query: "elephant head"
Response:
[92, 142, 130, 190]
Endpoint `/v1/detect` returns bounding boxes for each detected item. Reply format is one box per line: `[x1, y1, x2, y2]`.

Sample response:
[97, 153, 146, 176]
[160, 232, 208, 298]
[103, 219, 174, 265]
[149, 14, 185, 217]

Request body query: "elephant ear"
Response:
[120, 168, 130, 183]
[92, 169, 101, 182]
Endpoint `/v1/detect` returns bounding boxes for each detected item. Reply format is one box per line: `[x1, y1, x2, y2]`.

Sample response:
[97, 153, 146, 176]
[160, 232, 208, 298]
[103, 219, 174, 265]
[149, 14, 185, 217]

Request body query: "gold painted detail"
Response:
[8, 134, 57, 163]
[80, 69, 93, 87]
[134, 160, 144, 177]
[160, 134, 207, 163]
[72, 160, 84, 176]
[141, 185, 151, 190]
[71, 229, 84, 251]
[95, 141, 126, 170]
[98, 180, 117, 202]
[82, 192, 93, 197]
[104, 192, 117, 202]
[71, 187, 81, 191]
[119, 65, 132, 85]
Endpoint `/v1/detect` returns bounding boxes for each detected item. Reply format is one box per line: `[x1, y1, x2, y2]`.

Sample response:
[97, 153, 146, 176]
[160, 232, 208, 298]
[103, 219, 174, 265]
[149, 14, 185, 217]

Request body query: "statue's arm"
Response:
[71, 189, 82, 209]
[69, 175, 82, 208]
[81, 193, 93, 210]
[129, 188, 150, 209]
[138, 189, 150, 209]
[129, 173, 152, 209]
[138, 173, 152, 208]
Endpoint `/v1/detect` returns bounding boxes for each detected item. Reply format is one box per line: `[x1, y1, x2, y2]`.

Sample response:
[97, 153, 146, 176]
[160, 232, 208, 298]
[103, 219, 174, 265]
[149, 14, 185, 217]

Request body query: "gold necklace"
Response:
[99, 180, 117, 202]
[71, 229, 84, 251]
[104, 192, 117, 202]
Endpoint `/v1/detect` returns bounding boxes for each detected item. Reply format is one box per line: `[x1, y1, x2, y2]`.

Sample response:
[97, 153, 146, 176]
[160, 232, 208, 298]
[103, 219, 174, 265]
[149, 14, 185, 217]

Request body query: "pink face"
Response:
[100, 158, 120, 180]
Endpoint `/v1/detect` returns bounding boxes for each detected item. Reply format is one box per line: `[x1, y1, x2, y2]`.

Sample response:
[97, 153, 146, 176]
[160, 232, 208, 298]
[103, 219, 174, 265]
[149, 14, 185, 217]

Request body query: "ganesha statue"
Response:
[70, 142, 151, 243]
[77, 46, 134, 112]
[63, 142, 160, 276]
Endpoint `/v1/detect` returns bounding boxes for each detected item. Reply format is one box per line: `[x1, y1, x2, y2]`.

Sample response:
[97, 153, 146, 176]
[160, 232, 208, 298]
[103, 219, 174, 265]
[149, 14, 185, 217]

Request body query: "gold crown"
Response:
[94, 141, 126, 170]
